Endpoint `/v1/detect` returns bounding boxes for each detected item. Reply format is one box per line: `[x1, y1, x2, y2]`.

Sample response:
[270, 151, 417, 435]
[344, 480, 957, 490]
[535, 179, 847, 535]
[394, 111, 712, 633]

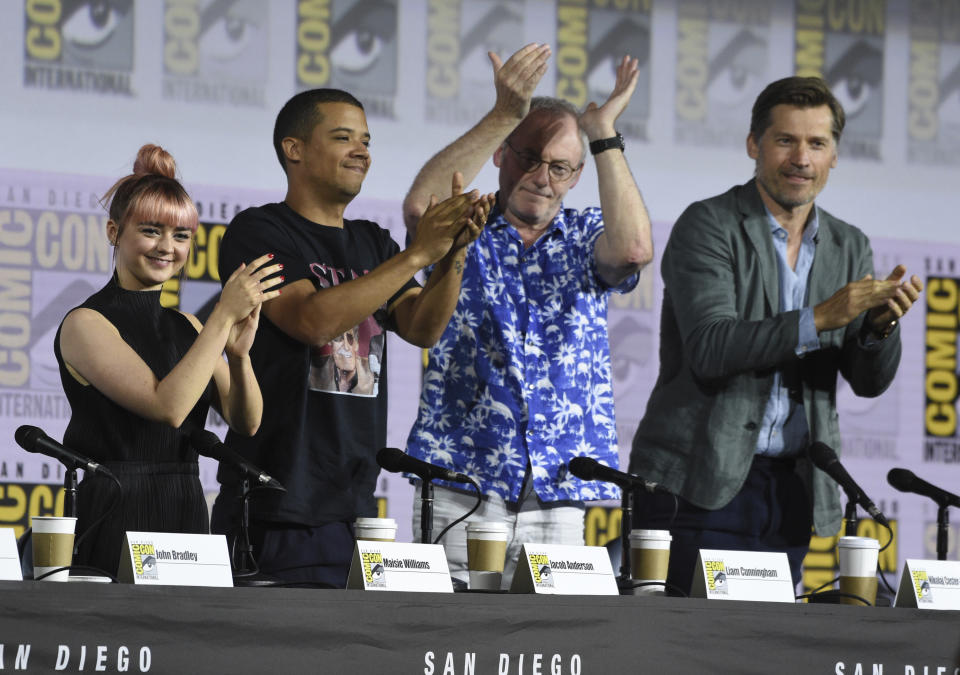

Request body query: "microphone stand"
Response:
[231, 477, 279, 587]
[843, 495, 859, 537]
[420, 479, 434, 544]
[937, 504, 949, 561]
[63, 467, 78, 518]
[617, 489, 633, 593]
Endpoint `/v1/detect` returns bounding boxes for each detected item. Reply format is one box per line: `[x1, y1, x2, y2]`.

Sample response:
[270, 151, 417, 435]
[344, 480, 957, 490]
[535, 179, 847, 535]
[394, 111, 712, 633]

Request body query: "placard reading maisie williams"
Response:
[691, 550, 794, 602]
[0, 528, 22, 581]
[510, 544, 617, 595]
[118, 532, 232, 587]
[894, 559, 960, 610]
[347, 541, 453, 593]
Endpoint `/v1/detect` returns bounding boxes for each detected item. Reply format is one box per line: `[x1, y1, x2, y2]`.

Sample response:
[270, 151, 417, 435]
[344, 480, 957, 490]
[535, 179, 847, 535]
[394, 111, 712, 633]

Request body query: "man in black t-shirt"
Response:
[211, 89, 492, 587]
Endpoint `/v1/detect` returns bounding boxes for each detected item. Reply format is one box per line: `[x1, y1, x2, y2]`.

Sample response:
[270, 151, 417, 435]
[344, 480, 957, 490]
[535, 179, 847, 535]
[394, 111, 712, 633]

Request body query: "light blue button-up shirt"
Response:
[756, 208, 821, 456]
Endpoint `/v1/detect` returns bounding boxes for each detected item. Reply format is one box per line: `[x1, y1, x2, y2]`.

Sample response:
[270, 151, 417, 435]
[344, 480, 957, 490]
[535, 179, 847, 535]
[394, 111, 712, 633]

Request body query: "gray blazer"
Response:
[629, 180, 901, 535]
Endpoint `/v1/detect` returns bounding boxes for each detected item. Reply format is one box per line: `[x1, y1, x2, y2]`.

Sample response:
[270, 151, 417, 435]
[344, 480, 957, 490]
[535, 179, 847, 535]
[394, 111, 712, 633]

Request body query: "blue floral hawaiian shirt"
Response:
[404, 205, 637, 502]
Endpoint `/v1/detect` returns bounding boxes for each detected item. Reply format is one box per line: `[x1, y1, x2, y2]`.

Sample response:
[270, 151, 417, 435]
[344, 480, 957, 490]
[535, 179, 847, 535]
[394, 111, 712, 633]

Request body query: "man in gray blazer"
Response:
[629, 77, 923, 594]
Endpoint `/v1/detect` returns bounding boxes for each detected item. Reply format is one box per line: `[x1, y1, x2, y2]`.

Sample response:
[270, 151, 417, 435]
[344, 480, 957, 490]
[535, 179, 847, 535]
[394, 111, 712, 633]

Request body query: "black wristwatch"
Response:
[589, 132, 625, 155]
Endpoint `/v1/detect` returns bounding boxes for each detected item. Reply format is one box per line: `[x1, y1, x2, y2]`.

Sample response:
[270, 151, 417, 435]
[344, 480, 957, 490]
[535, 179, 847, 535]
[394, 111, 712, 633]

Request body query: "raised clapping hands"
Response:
[412, 172, 495, 266]
[218, 253, 284, 356]
[579, 55, 640, 140]
[489, 43, 551, 122]
[865, 265, 924, 331]
[814, 264, 924, 334]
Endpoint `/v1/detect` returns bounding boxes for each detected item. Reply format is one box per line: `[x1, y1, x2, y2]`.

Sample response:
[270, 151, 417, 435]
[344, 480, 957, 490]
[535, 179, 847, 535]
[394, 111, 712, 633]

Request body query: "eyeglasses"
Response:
[504, 140, 582, 183]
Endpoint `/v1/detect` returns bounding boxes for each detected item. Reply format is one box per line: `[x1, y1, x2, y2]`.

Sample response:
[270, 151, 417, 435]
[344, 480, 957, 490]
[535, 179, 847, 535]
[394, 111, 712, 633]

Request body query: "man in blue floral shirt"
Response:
[403, 44, 653, 587]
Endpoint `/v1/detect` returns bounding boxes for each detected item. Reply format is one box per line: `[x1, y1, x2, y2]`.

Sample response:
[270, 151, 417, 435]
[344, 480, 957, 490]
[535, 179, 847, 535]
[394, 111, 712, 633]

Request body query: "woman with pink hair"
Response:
[54, 144, 283, 575]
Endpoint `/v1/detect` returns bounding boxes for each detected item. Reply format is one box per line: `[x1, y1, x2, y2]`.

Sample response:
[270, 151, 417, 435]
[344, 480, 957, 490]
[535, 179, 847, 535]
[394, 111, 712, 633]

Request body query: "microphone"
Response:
[888, 468, 960, 508]
[190, 430, 285, 491]
[808, 442, 889, 527]
[15, 425, 116, 479]
[376, 448, 471, 484]
[568, 456, 669, 494]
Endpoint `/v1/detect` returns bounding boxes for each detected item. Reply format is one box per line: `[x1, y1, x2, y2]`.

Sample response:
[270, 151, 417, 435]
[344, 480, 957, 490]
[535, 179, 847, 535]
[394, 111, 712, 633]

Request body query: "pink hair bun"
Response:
[132, 144, 177, 179]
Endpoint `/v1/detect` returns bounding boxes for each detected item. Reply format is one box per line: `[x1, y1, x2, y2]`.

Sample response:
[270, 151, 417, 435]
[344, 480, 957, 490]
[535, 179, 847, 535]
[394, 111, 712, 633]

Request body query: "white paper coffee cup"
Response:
[466, 522, 508, 591]
[32, 516, 76, 582]
[629, 529, 672, 595]
[837, 536, 879, 605]
[354, 517, 397, 542]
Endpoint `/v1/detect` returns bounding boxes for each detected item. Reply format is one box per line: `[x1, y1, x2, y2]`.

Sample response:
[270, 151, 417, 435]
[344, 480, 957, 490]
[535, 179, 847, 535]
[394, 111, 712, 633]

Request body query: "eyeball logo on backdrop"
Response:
[906, 0, 960, 166]
[162, 0, 269, 107]
[23, 0, 134, 95]
[296, 0, 398, 118]
[794, 0, 886, 160]
[674, 0, 770, 147]
[554, 0, 652, 140]
[425, 0, 524, 125]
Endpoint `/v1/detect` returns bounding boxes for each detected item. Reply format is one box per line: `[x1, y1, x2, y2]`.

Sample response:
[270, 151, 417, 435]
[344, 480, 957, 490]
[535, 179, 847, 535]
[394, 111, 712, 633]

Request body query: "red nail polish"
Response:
[280, 276, 285, 282]
[268, 253, 275, 259]
[279, 263, 284, 270]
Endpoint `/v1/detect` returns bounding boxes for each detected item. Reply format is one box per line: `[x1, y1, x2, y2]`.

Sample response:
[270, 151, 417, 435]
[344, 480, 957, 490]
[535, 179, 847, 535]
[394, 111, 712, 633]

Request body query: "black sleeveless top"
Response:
[55, 276, 212, 575]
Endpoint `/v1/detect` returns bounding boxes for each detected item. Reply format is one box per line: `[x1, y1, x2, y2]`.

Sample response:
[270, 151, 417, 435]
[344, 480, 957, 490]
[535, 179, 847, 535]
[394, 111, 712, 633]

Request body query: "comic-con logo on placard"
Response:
[911, 569, 934, 603]
[674, 0, 770, 147]
[295, 0, 398, 118]
[361, 551, 386, 587]
[924, 275, 960, 464]
[425, 0, 524, 125]
[907, 0, 960, 165]
[794, 0, 886, 160]
[528, 553, 555, 588]
[162, 0, 268, 107]
[555, 0, 652, 140]
[23, 0, 134, 95]
[705, 560, 728, 594]
[132, 542, 160, 580]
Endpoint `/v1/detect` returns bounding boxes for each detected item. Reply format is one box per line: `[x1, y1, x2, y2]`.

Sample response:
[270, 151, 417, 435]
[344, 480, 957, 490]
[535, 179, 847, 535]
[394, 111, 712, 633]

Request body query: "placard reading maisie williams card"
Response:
[347, 541, 453, 593]
[691, 550, 794, 602]
[118, 532, 232, 587]
[510, 544, 617, 595]
[0, 528, 22, 581]
[894, 559, 960, 610]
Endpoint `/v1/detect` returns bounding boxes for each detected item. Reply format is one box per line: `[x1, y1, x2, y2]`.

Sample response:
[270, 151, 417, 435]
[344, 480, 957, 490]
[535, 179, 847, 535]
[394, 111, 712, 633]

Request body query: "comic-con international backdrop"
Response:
[2, 1, 959, 591]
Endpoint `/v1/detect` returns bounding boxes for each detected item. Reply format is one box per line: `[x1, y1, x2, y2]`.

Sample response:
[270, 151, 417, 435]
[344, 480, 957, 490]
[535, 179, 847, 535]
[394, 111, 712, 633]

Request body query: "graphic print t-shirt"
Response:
[217, 203, 418, 525]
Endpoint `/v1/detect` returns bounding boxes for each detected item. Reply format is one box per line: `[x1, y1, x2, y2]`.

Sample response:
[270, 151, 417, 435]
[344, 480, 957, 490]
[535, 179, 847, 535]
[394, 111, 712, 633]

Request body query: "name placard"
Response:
[347, 541, 453, 593]
[510, 544, 617, 595]
[0, 529, 23, 581]
[118, 532, 232, 587]
[691, 550, 795, 602]
[894, 559, 960, 610]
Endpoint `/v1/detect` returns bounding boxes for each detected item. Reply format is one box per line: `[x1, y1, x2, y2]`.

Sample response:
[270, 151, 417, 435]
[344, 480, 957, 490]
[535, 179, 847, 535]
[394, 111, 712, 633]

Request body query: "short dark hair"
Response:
[750, 77, 846, 143]
[273, 89, 364, 172]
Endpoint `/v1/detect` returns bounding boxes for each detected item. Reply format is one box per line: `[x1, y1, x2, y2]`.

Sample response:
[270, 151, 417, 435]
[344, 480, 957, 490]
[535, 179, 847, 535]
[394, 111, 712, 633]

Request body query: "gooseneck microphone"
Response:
[190, 430, 284, 491]
[808, 442, 889, 527]
[376, 447, 471, 484]
[15, 425, 116, 480]
[568, 456, 670, 494]
[888, 468, 960, 508]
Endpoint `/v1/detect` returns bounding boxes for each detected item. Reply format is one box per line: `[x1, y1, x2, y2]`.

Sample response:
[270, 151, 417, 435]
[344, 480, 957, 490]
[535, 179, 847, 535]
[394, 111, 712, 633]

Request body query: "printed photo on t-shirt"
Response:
[309, 315, 383, 397]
